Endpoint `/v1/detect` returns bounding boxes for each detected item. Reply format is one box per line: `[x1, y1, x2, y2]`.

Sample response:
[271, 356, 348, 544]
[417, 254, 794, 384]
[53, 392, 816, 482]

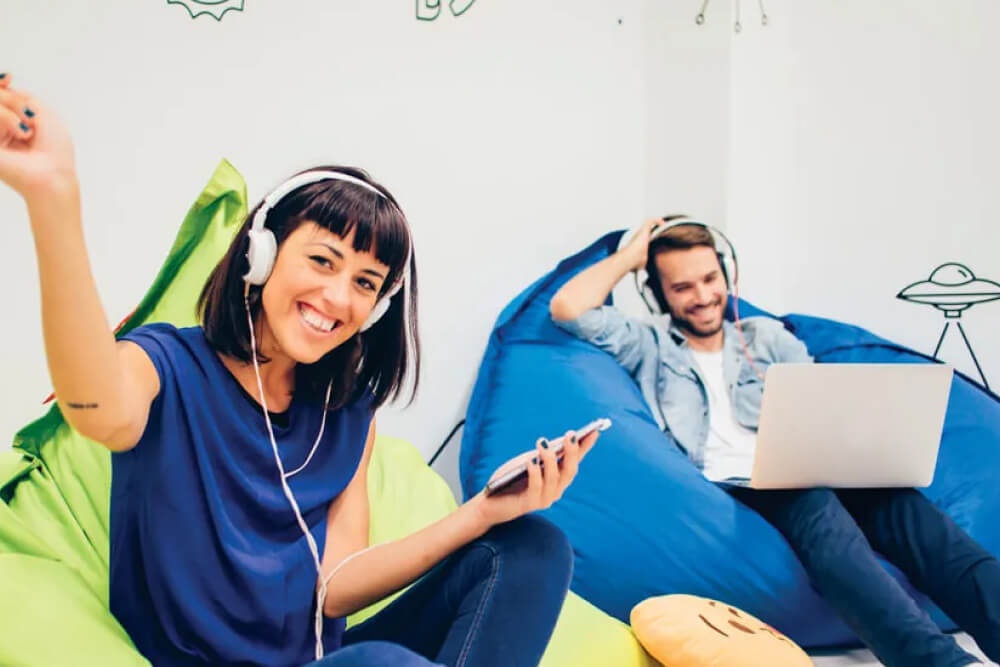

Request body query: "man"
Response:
[549, 219, 999, 667]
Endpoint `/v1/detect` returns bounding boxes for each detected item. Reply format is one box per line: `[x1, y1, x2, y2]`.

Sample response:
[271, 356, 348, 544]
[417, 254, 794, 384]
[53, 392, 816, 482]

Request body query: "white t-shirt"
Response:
[689, 349, 757, 483]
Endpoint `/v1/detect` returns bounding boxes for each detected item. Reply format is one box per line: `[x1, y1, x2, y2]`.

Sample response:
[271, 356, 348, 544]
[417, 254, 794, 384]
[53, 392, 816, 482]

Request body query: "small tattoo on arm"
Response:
[66, 402, 100, 410]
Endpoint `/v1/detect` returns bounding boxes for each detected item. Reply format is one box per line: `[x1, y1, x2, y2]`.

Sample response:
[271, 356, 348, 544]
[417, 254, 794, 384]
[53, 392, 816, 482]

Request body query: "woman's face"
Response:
[259, 222, 390, 365]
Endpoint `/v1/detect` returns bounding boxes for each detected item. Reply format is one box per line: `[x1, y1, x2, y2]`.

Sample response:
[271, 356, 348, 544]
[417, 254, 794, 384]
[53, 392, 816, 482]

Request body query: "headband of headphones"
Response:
[243, 170, 413, 332]
[250, 170, 388, 233]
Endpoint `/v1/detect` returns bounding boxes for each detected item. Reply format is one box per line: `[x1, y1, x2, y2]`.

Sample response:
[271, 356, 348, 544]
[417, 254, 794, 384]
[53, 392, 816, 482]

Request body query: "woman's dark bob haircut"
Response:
[197, 165, 419, 410]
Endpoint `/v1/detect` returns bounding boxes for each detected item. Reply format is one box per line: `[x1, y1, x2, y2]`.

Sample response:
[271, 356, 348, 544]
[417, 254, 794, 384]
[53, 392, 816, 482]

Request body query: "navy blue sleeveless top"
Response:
[111, 324, 373, 666]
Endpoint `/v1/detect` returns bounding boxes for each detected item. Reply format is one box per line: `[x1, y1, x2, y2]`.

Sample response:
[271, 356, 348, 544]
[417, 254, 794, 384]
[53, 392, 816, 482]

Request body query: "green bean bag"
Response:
[0, 161, 654, 667]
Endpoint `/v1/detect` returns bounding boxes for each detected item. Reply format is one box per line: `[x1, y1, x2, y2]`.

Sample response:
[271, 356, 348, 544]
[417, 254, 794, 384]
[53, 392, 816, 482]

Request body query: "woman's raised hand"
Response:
[0, 73, 76, 199]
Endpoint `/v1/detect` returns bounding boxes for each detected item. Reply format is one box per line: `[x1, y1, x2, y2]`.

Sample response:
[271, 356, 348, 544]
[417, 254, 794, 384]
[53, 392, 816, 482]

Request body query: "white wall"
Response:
[1, 1, 731, 474]
[8, 1, 995, 472]
[727, 0, 1000, 387]
[641, 0, 731, 224]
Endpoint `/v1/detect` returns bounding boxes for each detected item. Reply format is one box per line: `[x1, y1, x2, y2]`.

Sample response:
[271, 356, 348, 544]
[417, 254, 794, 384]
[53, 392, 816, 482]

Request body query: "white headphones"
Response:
[633, 217, 740, 316]
[244, 170, 411, 332]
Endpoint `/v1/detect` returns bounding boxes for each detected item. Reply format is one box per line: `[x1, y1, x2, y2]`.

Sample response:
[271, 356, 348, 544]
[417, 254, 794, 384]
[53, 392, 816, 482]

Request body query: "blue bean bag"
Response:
[459, 231, 1000, 648]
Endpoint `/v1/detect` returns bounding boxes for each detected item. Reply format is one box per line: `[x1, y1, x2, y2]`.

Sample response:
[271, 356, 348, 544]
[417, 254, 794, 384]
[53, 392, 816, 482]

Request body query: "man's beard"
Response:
[668, 299, 725, 339]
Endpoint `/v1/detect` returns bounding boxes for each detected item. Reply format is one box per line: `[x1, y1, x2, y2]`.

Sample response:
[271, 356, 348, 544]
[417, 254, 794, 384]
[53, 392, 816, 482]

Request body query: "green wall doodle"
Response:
[166, 1, 475, 23]
[167, 0, 245, 21]
[416, 0, 477, 22]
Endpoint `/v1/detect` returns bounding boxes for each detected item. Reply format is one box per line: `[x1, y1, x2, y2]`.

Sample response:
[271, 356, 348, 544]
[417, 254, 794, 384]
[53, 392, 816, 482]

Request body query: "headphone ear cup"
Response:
[244, 228, 278, 286]
[717, 251, 737, 294]
[361, 297, 391, 332]
[642, 284, 662, 315]
[640, 270, 665, 315]
[717, 252, 730, 291]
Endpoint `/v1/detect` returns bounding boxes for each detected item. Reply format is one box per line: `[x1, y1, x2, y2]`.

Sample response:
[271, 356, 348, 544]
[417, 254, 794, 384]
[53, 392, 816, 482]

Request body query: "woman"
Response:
[0, 75, 598, 667]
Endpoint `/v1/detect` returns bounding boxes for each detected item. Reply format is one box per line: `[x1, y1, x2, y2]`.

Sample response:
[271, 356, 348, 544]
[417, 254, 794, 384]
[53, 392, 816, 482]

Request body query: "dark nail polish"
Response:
[24, 107, 35, 118]
[540, 439, 549, 450]
[19, 122, 29, 133]
[0, 73, 7, 79]
[570, 435, 578, 444]
[531, 457, 538, 464]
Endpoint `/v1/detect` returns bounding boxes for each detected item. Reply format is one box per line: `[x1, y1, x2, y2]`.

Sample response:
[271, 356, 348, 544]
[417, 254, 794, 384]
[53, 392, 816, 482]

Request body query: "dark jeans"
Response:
[304, 515, 573, 667]
[727, 486, 1000, 667]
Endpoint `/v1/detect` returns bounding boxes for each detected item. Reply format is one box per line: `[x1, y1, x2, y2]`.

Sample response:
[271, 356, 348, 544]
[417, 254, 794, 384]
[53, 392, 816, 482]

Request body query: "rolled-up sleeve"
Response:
[553, 306, 652, 375]
[782, 334, 814, 364]
[770, 325, 814, 364]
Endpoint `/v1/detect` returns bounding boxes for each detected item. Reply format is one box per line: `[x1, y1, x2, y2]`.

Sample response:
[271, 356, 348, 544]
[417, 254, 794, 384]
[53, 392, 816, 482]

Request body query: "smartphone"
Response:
[483, 418, 612, 497]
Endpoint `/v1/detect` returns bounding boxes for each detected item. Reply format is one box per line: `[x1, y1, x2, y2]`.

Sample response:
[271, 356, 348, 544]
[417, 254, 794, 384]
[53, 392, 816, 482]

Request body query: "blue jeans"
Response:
[727, 486, 1000, 667]
[304, 515, 573, 667]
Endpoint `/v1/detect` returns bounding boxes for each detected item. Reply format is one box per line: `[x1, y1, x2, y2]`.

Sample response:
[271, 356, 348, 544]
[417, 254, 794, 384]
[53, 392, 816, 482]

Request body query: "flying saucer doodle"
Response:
[168, 0, 244, 21]
[898, 263, 1000, 317]
[898, 262, 1000, 390]
[417, 0, 477, 21]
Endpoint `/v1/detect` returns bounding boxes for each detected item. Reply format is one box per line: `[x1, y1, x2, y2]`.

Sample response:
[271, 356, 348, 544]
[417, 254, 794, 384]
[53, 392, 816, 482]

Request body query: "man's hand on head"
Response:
[621, 218, 660, 272]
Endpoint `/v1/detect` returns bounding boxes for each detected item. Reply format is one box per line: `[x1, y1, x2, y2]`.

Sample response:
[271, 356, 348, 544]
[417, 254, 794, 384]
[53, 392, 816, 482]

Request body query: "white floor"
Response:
[811, 633, 993, 666]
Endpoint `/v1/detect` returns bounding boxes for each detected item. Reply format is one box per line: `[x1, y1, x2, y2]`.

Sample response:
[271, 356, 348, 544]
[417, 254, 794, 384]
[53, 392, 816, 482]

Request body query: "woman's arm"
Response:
[318, 419, 376, 609]
[320, 420, 598, 618]
[0, 78, 158, 451]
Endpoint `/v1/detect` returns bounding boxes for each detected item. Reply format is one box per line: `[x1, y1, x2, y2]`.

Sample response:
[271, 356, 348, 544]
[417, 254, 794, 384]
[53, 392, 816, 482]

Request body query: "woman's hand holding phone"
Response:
[466, 421, 605, 529]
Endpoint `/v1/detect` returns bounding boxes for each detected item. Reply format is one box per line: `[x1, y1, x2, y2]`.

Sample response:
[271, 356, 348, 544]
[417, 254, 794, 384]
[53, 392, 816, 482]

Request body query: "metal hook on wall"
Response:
[695, 0, 768, 32]
[695, 0, 709, 25]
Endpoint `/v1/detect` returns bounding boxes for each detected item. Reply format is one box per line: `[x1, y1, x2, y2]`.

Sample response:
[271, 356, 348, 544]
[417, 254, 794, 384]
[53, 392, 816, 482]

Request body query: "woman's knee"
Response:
[475, 515, 573, 581]
[497, 515, 571, 558]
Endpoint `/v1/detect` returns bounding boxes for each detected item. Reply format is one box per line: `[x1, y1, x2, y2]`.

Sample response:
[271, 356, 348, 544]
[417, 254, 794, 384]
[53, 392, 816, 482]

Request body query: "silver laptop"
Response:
[750, 363, 953, 489]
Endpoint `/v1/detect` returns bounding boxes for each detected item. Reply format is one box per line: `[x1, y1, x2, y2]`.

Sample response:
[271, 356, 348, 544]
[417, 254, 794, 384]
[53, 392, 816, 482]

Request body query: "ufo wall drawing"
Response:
[898, 262, 1000, 390]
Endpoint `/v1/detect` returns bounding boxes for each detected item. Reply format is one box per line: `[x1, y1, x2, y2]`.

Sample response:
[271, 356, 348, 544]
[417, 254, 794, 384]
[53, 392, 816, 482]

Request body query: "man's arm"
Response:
[767, 322, 814, 364]
[549, 220, 662, 375]
[782, 334, 813, 364]
[549, 219, 656, 322]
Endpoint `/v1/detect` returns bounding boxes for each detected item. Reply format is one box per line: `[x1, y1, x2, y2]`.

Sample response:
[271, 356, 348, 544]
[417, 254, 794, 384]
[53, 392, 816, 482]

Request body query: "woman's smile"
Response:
[297, 301, 342, 336]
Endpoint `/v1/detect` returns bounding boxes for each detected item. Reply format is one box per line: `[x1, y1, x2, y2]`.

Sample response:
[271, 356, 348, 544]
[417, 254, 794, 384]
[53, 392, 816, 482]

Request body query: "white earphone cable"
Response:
[284, 380, 333, 479]
[244, 287, 330, 660]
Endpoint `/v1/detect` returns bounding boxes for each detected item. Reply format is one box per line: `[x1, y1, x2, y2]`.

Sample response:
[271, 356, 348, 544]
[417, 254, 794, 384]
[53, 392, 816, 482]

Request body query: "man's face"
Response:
[654, 246, 728, 338]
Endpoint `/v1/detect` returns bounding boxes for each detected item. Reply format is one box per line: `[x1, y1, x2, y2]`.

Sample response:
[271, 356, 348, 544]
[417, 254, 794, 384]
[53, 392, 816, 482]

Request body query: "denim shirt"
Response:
[554, 306, 812, 470]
